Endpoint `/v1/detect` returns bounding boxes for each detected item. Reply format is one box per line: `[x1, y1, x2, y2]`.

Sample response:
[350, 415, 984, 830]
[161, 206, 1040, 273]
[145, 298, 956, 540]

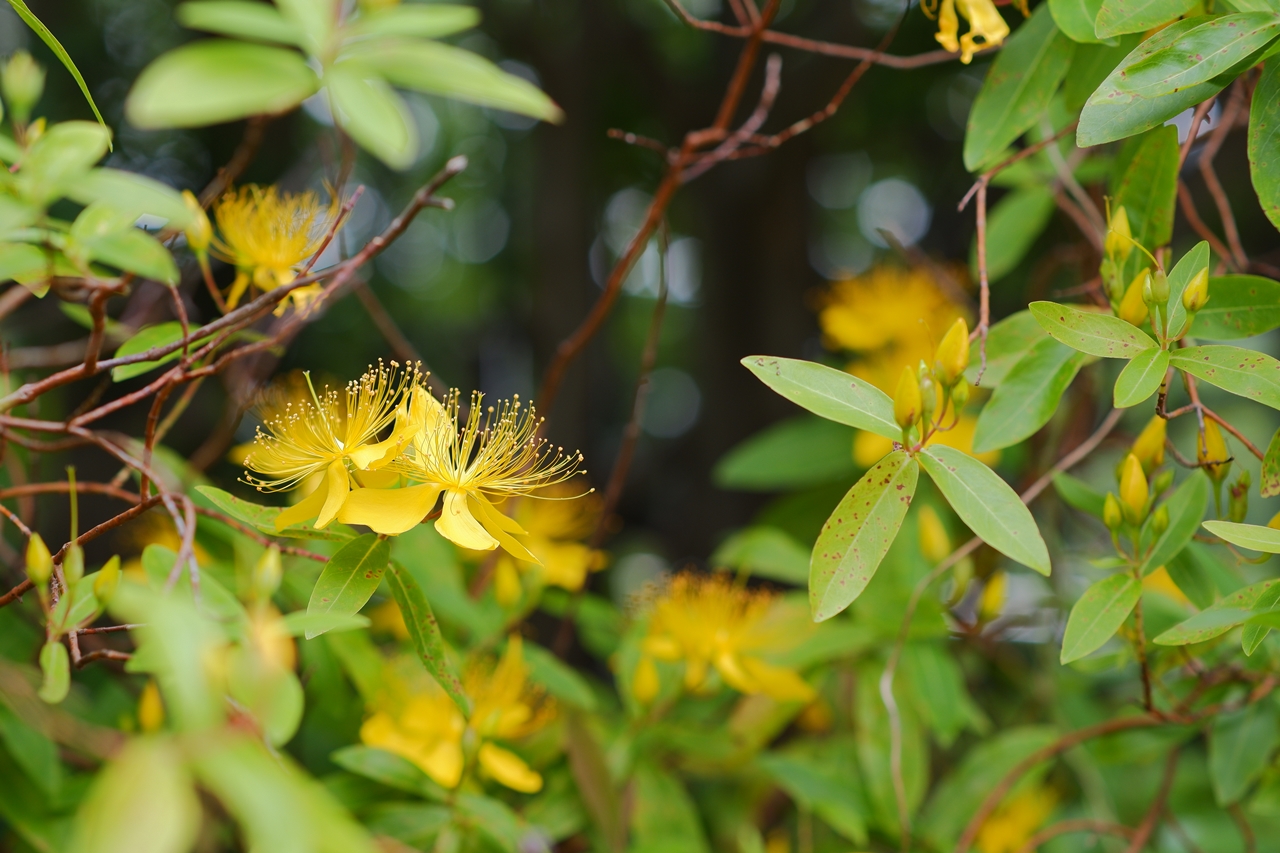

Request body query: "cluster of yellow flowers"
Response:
[930, 0, 1010, 63]
[974, 785, 1056, 853]
[243, 362, 585, 561]
[361, 636, 553, 793]
[632, 574, 814, 704]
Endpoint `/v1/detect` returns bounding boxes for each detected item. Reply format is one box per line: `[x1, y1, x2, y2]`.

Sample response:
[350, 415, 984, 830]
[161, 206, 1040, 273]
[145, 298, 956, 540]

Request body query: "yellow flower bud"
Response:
[93, 556, 121, 606]
[633, 655, 659, 704]
[978, 571, 1006, 622]
[1119, 270, 1150, 327]
[1150, 504, 1169, 538]
[138, 680, 165, 733]
[181, 190, 212, 254]
[1105, 206, 1134, 261]
[1151, 270, 1169, 305]
[1, 51, 45, 123]
[1182, 268, 1209, 313]
[1119, 453, 1149, 524]
[935, 318, 970, 385]
[25, 534, 52, 587]
[1196, 419, 1231, 483]
[894, 365, 922, 430]
[63, 543, 85, 585]
[918, 505, 951, 563]
[252, 545, 282, 600]
[1131, 416, 1166, 474]
[1103, 493, 1124, 531]
[951, 379, 970, 412]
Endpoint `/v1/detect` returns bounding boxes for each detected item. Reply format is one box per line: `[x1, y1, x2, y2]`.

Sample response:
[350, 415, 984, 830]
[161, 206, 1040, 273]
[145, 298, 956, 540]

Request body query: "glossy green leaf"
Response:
[1030, 301, 1156, 358]
[974, 337, 1084, 452]
[1164, 241, 1210, 339]
[1204, 519, 1280, 552]
[1138, 472, 1209, 575]
[972, 186, 1057, 283]
[1117, 13, 1280, 97]
[280, 611, 370, 637]
[6, 0, 108, 131]
[1053, 471, 1107, 518]
[919, 444, 1051, 574]
[17, 121, 111, 206]
[1170, 345, 1280, 410]
[1211, 702, 1279, 804]
[306, 534, 388, 639]
[1154, 580, 1280, 645]
[175, 1, 305, 45]
[1263, 428, 1280, 497]
[347, 37, 562, 123]
[69, 168, 196, 230]
[1050, 0, 1112, 42]
[348, 3, 480, 38]
[809, 450, 918, 621]
[1063, 37, 1139, 110]
[966, 310, 1049, 388]
[112, 322, 188, 381]
[385, 560, 468, 714]
[742, 356, 899, 438]
[1060, 573, 1140, 663]
[1114, 347, 1169, 407]
[1079, 20, 1224, 146]
[326, 64, 418, 169]
[713, 416, 856, 492]
[36, 641, 69, 704]
[330, 745, 448, 801]
[1112, 125, 1179, 252]
[1251, 60, 1280, 233]
[127, 40, 320, 129]
[963, 6, 1076, 171]
[711, 526, 810, 584]
[1191, 275, 1280, 339]
[1095, 0, 1199, 37]
[194, 485, 355, 542]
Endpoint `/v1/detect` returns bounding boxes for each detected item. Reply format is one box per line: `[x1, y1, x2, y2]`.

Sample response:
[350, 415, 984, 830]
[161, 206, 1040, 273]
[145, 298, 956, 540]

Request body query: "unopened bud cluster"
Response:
[893, 318, 974, 448]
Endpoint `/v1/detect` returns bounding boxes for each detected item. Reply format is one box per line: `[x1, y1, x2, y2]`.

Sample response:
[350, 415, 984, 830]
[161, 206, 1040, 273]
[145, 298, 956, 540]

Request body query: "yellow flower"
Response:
[244, 363, 426, 531]
[211, 185, 340, 313]
[1143, 566, 1190, 606]
[360, 636, 552, 793]
[1197, 418, 1232, 483]
[978, 570, 1006, 622]
[634, 574, 814, 703]
[918, 505, 952, 563]
[853, 413, 998, 467]
[137, 680, 165, 733]
[937, 0, 1010, 64]
[1119, 270, 1151, 327]
[340, 391, 585, 559]
[975, 785, 1056, 853]
[1131, 415, 1166, 473]
[493, 485, 609, 605]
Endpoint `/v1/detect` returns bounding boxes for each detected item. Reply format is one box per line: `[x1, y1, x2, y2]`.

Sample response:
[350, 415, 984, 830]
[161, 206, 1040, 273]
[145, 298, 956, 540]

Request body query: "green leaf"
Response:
[276, 0, 338, 54]
[457, 793, 527, 853]
[36, 641, 69, 704]
[1117, 13, 1280, 97]
[66, 737, 201, 853]
[523, 641, 597, 710]
[175, 1, 306, 45]
[348, 3, 481, 38]
[1053, 471, 1107, 518]
[1191, 275, 1280, 339]
[1251, 60, 1280, 233]
[330, 745, 448, 801]
[1050, 0, 1113, 43]
[963, 5, 1076, 171]
[1263, 428, 1280, 497]
[6, 0, 108, 132]
[1095, 0, 1199, 37]
[70, 204, 179, 285]
[757, 746, 868, 845]
[194, 484, 355, 542]
[919, 444, 1051, 574]
[711, 526, 809, 584]
[0, 704, 61, 796]
[111, 322, 188, 381]
[1079, 21, 1224, 146]
[1063, 38, 1140, 110]
[974, 337, 1085, 452]
[364, 804, 452, 848]
[326, 64, 418, 169]
[68, 168, 196, 230]
[1029, 301, 1156, 358]
[1112, 125, 1179, 251]
[809, 450, 918, 621]
[972, 186, 1057, 283]
[630, 763, 711, 853]
[966, 310, 1049, 388]
[1138, 472, 1209, 575]
[1170, 345, 1280, 410]
[281, 611, 370, 637]
[1211, 702, 1280, 804]
[385, 560, 468, 714]
[1154, 579, 1280, 645]
[0, 242, 52, 288]
[346, 37, 563, 123]
[713, 416, 856, 492]
[742, 356, 899, 438]
[306, 534, 389, 639]
[903, 642, 983, 747]
[1242, 583, 1280, 654]
[1060, 573, 1141, 663]
[17, 121, 111, 206]
[1164, 241, 1210, 339]
[127, 40, 320, 129]
[1204, 519, 1280, 552]
[1113, 347, 1169, 407]
[1166, 542, 1220, 609]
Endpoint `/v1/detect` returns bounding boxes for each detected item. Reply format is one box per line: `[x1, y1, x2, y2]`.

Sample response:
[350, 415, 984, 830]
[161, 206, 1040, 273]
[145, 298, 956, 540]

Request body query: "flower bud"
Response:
[63, 543, 84, 585]
[138, 680, 165, 733]
[1100, 257, 1122, 304]
[978, 571, 1006, 623]
[1119, 270, 1150, 327]
[1119, 453, 1149, 524]
[181, 190, 212, 254]
[25, 534, 52, 587]
[918, 362, 936, 429]
[1229, 471, 1250, 523]
[1196, 419, 1231, 483]
[894, 365, 922, 430]
[951, 380, 971, 412]
[1131, 416, 1166, 474]
[1151, 269, 1170, 305]
[633, 655, 659, 704]
[252, 545, 282, 600]
[1141, 273, 1155, 307]
[918, 505, 951, 563]
[1150, 504, 1170, 538]
[1103, 493, 1124, 531]
[1152, 469, 1174, 497]
[935, 318, 970, 385]
[1182, 268, 1209, 313]
[1105, 206, 1133, 262]
[1, 52, 45, 124]
[93, 556, 121, 605]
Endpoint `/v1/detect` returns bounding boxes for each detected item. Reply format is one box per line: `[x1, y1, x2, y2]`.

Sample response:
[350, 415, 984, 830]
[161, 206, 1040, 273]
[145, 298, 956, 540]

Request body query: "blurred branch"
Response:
[352, 280, 448, 395]
[1013, 820, 1135, 853]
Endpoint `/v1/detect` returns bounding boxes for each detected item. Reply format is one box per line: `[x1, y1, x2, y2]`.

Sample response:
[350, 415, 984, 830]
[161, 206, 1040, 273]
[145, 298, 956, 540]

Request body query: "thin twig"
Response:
[1013, 819, 1135, 853]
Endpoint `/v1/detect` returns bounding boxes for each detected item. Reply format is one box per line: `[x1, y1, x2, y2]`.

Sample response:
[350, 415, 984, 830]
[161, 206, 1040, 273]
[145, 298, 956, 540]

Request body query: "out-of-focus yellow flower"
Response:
[493, 485, 608, 605]
[369, 600, 410, 640]
[118, 510, 211, 578]
[138, 680, 165, 733]
[342, 391, 585, 559]
[975, 785, 1056, 853]
[634, 574, 814, 703]
[211, 185, 340, 313]
[243, 363, 426, 531]
[360, 636, 552, 793]
[854, 413, 998, 467]
[918, 505, 952, 563]
[978, 571, 1006, 622]
[1143, 566, 1190, 606]
[1105, 206, 1134, 262]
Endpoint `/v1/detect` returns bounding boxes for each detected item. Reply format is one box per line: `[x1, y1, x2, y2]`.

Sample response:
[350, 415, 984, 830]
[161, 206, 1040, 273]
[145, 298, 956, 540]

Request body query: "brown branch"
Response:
[1229, 803, 1257, 853]
[191, 506, 328, 562]
[1124, 748, 1180, 853]
[0, 285, 32, 323]
[1200, 82, 1248, 271]
[0, 579, 33, 609]
[1178, 96, 1216, 171]
[1177, 180, 1237, 269]
[1013, 819, 1134, 853]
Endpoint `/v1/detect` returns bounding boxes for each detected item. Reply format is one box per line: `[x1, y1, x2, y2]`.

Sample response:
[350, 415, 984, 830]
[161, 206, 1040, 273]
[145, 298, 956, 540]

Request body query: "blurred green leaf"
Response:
[713, 416, 856, 492]
[111, 322, 191, 381]
[1166, 542, 1221, 609]
[564, 709, 624, 853]
[1251, 61, 1280, 233]
[17, 121, 111, 206]
[904, 642, 984, 747]
[68, 168, 195, 230]
[1192, 275, 1280, 339]
[919, 445, 1051, 574]
[974, 337, 1084, 452]
[127, 40, 320, 128]
[711, 526, 810, 584]
[757, 742, 868, 845]
[966, 309, 1049, 388]
[363, 803, 451, 848]
[1138, 472, 1208, 575]
[0, 703, 60, 796]
[522, 640, 597, 710]
[70, 203, 178, 285]
[0, 242, 52, 290]
[972, 185, 1056, 283]
[194, 485, 356, 542]
[1030, 300, 1155, 358]
[6, 0, 108, 131]
[1095, 0, 1199, 37]
[810, 450, 918, 621]
[1211, 702, 1280, 804]
[1053, 471, 1107, 518]
[305, 534, 388, 639]
[629, 763, 710, 853]
[176, 1, 306, 46]
[281, 611, 370, 637]
[741, 356, 899, 438]
[385, 560, 468, 714]
[348, 4, 480, 39]
[330, 745, 449, 801]
[36, 642, 68, 705]
[1061, 573, 1140, 663]
[1170, 345, 1280, 410]
[326, 64, 418, 169]
[1113, 347, 1168, 407]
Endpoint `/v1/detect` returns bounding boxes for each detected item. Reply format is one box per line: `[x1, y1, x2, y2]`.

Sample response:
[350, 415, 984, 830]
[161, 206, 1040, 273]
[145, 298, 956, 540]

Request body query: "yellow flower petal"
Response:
[422, 740, 464, 789]
[714, 651, 759, 694]
[495, 558, 522, 606]
[338, 484, 442, 535]
[470, 495, 541, 563]
[633, 655, 660, 704]
[741, 657, 816, 703]
[316, 458, 351, 528]
[477, 742, 542, 793]
[274, 475, 330, 530]
[935, 0, 960, 52]
[435, 490, 499, 551]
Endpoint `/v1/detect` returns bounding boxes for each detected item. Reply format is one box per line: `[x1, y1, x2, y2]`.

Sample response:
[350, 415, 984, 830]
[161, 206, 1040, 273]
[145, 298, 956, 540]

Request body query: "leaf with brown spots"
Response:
[1170, 345, 1280, 410]
[1262, 428, 1280, 498]
[1029, 301, 1156, 360]
[809, 450, 918, 622]
[305, 533, 389, 639]
[742, 355, 899, 439]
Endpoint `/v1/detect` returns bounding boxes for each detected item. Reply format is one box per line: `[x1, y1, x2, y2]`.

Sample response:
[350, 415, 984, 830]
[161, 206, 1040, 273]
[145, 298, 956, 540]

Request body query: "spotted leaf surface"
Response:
[1030, 301, 1156, 359]
[1170, 345, 1280, 410]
